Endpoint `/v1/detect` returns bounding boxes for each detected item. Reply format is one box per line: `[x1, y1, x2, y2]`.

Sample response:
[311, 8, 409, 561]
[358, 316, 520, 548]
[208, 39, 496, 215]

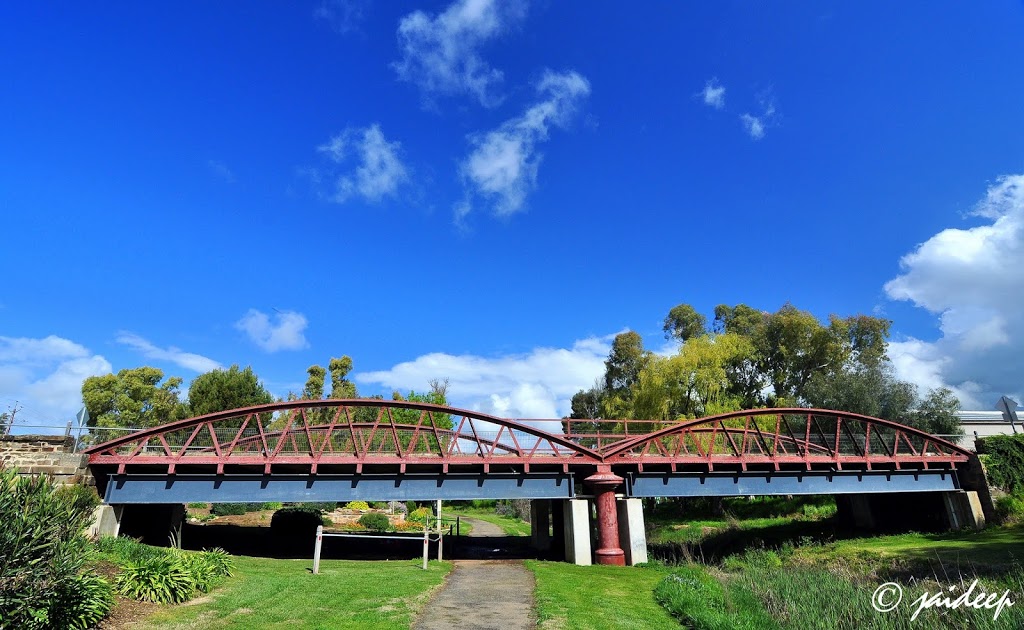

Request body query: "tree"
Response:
[803, 361, 962, 437]
[663, 303, 707, 343]
[329, 356, 358, 399]
[303, 365, 327, 400]
[81, 367, 186, 429]
[187, 365, 274, 417]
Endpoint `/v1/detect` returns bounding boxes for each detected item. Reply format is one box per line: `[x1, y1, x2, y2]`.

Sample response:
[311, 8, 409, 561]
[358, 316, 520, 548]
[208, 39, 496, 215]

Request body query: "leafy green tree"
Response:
[803, 362, 962, 437]
[303, 365, 327, 400]
[186, 365, 274, 417]
[82, 367, 187, 429]
[663, 303, 707, 343]
[630, 333, 753, 420]
[329, 356, 358, 399]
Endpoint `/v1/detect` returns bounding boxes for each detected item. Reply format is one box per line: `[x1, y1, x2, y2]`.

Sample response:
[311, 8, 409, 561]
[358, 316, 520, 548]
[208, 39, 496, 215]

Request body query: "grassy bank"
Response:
[527, 561, 679, 630]
[136, 556, 450, 629]
[652, 525, 1024, 629]
[445, 507, 532, 536]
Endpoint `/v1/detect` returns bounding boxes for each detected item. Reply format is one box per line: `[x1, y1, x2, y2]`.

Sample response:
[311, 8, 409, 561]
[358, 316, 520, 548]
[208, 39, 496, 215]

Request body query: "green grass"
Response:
[445, 507, 531, 536]
[135, 556, 450, 629]
[648, 517, 795, 544]
[803, 523, 1024, 571]
[527, 561, 680, 630]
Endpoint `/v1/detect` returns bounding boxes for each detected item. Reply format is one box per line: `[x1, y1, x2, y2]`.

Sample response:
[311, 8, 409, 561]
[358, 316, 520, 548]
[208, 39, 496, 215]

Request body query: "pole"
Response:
[436, 499, 443, 562]
[313, 525, 323, 575]
[422, 524, 428, 570]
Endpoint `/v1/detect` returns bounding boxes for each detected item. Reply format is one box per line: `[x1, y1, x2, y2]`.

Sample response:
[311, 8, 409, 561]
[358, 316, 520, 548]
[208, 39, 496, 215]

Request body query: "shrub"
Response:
[49, 571, 116, 630]
[116, 556, 195, 604]
[186, 502, 208, 509]
[978, 434, 1024, 493]
[0, 469, 113, 629]
[260, 502, 283, 510]
[200, 547, 234, 577]
[210, 502, 266, 516]
[388, 500, 408, 514]
[345, 500, 371, 511]
[358, 512, 391, 532]
[370, 501, 388, 510]
[408, 506, 433, 524]
[405, 501, 418, 514]
[271, 507, 329, 537]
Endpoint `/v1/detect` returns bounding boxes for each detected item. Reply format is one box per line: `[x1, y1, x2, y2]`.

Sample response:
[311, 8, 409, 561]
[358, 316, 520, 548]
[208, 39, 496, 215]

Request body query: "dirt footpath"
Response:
[412, 559, 536, 630]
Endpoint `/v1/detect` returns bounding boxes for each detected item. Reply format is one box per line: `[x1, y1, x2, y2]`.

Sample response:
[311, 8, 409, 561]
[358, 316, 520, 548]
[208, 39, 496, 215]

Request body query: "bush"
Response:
[978, 434, 1024, 493]
[186, 502, 208, 509]
[271, 507, 329, 537]
[260, 502, 283, 511]
[210, 502, 265, 516]
[388, 500, 407, 514]
[370, 501, 388, 510]
[99, 537, 232, 603]
[358, 512, 391, 532]
[408, 506, 433, 524]
[116, 556, 195, 604]
[405, 501, 418, 514]
[0, 469, 114, 629]
[345, 500, 370, 511]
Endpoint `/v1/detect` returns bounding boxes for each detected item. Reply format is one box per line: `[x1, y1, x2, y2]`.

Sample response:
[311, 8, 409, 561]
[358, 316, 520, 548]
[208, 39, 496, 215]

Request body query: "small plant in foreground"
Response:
[116, 556, 195, 604]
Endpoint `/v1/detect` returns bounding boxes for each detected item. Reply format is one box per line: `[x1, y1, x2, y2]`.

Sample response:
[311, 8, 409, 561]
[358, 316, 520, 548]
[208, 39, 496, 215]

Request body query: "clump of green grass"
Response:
[96, 537, 233, 604]
[654, 565, 779, 630]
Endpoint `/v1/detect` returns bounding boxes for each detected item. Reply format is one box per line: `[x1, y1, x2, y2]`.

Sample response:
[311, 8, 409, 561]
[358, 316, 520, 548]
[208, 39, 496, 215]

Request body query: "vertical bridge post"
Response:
[585, 467, 625, 566]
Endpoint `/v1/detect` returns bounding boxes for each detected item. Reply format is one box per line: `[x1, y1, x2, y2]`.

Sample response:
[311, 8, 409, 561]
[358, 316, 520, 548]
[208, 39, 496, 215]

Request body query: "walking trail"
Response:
[412, 518, 536, 630]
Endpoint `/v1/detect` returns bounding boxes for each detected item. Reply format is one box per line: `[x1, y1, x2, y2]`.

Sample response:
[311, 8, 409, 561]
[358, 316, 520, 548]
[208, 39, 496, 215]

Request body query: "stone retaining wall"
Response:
[0, 434, 93, 486]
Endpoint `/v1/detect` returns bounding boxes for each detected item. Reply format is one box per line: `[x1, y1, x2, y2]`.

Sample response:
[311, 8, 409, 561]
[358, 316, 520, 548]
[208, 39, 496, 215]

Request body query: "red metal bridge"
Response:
[86, 399, 986, 566]
[85, 399, 973, 505]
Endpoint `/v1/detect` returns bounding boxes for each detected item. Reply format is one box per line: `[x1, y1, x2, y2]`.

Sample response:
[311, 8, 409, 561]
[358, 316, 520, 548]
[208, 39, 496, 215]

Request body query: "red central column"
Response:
[585, 467, 625, 566]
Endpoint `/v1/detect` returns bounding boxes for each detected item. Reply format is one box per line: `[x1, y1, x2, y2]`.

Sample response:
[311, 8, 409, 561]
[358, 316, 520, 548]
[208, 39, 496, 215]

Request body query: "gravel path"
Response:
[412, 516, 536, 629]
[460, 516, 504, 537]
[412, 559, 536, 630]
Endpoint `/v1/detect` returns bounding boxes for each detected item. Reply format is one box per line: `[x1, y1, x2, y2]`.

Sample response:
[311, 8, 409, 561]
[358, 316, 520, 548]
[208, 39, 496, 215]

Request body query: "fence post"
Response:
[313, 525, 323, 575]
[422, 525, 428, 570]
[436, 499, 443, 562]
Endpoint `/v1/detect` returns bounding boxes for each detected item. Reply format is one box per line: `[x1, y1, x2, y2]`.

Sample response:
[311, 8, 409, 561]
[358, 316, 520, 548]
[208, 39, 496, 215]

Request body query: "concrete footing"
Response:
[943, 490, 986, 530]
[616, 498, 648, 566]
[88, 504, 123, 539]
[530, 499, 552, 551]
[563, 499, 592, 565]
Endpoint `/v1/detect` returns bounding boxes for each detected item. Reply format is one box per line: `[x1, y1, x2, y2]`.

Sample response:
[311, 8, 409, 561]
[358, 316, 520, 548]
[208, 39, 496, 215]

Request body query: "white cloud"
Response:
[314, 0, 365, 34]
[356, 334, 615, 419]
[701, 78, 726, 109]
[115, 332, 222, 373]
[235, 309, 309, 352]
[393, 0, 527, 107]
[206, 159, 235, 183]
[740, 98, 776, 140]
[885, 174, 1024, 408]
[316, 124, 409, 204]
[0, 335, 111, 428]
[457, 69, 591, 220]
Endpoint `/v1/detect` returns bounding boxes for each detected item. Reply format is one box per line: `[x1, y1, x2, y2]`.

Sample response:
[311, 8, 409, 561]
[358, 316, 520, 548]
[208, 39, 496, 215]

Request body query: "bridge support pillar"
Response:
[531, 500, 552, 552]
[585, 469, 625, 566]
[616, 498, 648, 566]
[943, 490, 986, 530]
[562, 499, 592, 565]
[88, 505, 123, 539]
[840, 494, 876, 529]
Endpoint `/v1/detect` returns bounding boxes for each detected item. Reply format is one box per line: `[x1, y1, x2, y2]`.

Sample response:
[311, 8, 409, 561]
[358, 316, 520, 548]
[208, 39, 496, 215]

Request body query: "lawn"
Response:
[527, 561, 680, 630]
[445, 507, 532, 536]
[135, 556, 450, 629]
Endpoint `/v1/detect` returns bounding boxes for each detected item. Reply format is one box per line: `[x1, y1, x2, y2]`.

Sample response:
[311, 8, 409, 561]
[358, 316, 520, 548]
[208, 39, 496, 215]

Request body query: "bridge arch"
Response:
[84, 399, 601, 475]
[598, 407, 972, 471]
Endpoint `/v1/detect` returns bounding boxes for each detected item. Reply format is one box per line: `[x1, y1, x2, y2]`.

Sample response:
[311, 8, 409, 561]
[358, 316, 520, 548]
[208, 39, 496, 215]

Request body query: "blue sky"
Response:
[3, 1, 1024, 428]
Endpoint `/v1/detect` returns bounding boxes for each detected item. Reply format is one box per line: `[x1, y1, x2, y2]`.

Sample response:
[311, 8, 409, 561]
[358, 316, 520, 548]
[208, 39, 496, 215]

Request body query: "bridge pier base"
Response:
[943, 490, 986, 530]
[88, 505, 123, 539]
[616, 498, 648, 565]
[563, 499, 592, 565]
[530, 499, 552, 552]
[586, 469, 625, 566]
